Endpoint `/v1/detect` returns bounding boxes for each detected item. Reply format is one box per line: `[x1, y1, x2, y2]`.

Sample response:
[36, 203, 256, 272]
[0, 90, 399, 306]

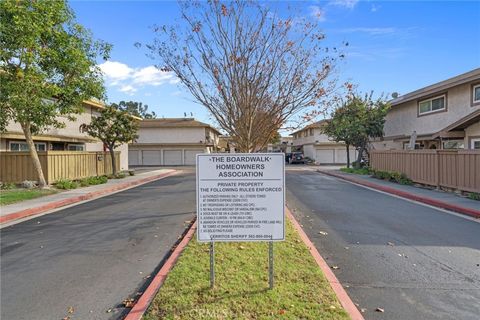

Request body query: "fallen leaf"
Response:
[278, 309, 286, 315]
[361, 308, 367, 313]
[375, 307, 385, 313]
[67, 306, 74, 314]
[184, 220, 191, 223]
[344, 247, 349, 250]
[123, 298, 136, 308]
[106, 309, 113, 313]
[318, 231, 328, 236]
[331, 265, 339, 270]
[239, 245, 246, 250]
[329, 305, 336, 309]
[387, 242, 395, 246]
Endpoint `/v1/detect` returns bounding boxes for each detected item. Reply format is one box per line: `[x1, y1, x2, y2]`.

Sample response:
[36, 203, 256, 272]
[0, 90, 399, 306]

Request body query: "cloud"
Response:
[98, 61, 179, 95]
[329, 0, 359, 9]
[339, 27, 398, 35]
[99, 61, 133, 83]
[309, 6, 326, 22]
[370, 4, 380, 12]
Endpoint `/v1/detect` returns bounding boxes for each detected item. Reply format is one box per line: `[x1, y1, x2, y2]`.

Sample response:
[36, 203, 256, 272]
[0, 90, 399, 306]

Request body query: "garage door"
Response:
[184, 149, 204, 165]
[128, 150, 139, 166]
[315, 149, 334, 164]
[164, 150, 183, 165]
[142, 150, 161, 166]
[335, 148, 356, 164]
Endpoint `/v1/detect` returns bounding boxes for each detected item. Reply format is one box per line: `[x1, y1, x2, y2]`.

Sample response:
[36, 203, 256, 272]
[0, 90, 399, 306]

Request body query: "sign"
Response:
[196, 153, 285, 242]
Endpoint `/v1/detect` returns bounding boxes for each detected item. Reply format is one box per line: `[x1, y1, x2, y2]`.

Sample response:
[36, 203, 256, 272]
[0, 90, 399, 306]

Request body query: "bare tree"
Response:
[148, 1, 344, 152]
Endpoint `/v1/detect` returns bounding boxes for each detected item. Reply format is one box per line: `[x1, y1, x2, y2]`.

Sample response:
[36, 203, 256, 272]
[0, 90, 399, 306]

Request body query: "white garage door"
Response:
[142, 150, 161, 166]
[315, 149, 334, 164]
[128, 150, 139, 166]
[164, 150, 183, 165]
[184, 149, 204, 165]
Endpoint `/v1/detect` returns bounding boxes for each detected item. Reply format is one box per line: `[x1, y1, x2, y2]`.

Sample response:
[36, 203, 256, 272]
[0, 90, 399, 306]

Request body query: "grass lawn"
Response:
[144, 221, 349, 320]
[0, 189, 57, 206]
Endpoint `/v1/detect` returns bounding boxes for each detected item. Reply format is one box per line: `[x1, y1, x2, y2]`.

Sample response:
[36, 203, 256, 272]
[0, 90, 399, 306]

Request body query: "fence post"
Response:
[436, 150, 440, 189]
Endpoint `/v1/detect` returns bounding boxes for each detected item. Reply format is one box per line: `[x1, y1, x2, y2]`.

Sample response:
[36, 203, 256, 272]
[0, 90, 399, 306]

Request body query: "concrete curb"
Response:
[0, 170, 179, 225]
[318, 170, 480, 219]
[124, 221, 197, 320]
[286, 207, 365, 320]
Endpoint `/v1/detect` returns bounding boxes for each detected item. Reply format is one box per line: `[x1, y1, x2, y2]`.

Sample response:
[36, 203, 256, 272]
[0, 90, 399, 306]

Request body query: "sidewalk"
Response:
[0, 168, 178, 224]
[317, 169, 480, 219]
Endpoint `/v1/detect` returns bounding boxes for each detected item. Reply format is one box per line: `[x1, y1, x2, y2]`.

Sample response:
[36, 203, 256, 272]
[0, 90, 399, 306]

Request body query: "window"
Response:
[473, 84, 480, 104]
[309, 128, 314, 136]
[9, 141, 46, 151]
[67, 144, 85, 151]
[442, 140, 464, 149]
[471, 138, 480, 150]
[418, 95, 446, 115]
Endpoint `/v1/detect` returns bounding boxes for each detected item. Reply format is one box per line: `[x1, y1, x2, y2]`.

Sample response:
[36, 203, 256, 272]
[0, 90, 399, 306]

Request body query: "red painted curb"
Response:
[286, 208, 365, 320]
[318, 170, 480, 219]
[124, 221, 197, 320]
[0, 170, 179, 224]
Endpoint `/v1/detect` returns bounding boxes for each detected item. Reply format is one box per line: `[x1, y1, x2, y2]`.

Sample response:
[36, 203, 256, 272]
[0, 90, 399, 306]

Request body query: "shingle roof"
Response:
[390, 68, 480, 107]
[290, 119, 328, 135]
[139, 118, 222, 134]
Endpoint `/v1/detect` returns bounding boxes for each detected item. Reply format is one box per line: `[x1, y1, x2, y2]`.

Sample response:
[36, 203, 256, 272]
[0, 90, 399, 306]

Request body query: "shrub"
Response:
[79, 175, 108, 187]
[1, 182, 16, 190]
[468, 192, 480, 201]
[115, 172, 126, 179]
[371, 170, 413, 185]
[55, 179, 79, 190]
[128, 170, 135, 176]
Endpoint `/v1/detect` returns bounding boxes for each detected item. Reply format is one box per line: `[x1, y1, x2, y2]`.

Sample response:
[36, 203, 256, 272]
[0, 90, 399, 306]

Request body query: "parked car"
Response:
[289, 152, 305, 164]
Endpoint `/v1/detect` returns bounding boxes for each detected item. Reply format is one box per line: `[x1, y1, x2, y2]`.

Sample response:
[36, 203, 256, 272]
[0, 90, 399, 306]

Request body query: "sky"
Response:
[70, 0, 480, 130]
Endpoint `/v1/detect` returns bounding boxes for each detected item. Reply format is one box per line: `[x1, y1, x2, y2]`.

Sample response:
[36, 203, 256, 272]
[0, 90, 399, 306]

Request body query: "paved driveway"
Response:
[286, 169, 480, 320]
[1, 170, 196, 320]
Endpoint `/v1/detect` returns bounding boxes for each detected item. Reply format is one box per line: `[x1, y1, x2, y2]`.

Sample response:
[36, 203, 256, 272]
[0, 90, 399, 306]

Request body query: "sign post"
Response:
[196, 153, 285, 289]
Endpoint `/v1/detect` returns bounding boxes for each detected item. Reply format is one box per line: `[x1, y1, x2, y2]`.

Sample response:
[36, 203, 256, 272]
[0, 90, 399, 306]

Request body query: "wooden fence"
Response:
[370, 150, 480, 193]
[0, 151, 120, 184]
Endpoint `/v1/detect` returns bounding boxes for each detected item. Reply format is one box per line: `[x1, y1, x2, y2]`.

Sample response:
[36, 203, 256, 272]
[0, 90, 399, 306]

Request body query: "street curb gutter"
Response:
[318, 170, 480, 219]
[0, 170, 179, 225]
[124, 221, 197, 320]
[286, 207, 365, 320]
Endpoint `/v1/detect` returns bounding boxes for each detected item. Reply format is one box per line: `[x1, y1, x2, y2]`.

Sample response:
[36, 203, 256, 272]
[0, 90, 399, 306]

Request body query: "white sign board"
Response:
[196, 153, 285, 242]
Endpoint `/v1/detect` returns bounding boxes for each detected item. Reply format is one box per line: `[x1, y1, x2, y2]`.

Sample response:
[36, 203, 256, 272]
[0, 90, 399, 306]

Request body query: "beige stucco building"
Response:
[128, 118, 221, 166]
[374, 68, 480, 150]
[0, 100, 131, 171]
[291, 121, 356, 164]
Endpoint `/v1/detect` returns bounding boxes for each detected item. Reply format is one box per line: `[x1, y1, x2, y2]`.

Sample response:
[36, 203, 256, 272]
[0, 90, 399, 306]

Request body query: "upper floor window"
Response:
[418, 94, 446, 115]
[473, 84, 480, 104]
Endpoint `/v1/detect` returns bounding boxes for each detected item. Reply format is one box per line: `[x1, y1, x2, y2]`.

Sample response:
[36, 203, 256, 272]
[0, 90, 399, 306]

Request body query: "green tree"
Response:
[112, 100, 157, 119]
[0, 0, 110, 187]
[81, 106, 139, 176]
[323, 93, 389, 168]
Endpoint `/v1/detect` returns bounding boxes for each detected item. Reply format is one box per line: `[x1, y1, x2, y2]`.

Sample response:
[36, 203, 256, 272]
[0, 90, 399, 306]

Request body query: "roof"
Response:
[390, 68, 480, 107]
[82, 100, 143, 120]
[290, 119, 328, 135]
[139, 118, 222, 134]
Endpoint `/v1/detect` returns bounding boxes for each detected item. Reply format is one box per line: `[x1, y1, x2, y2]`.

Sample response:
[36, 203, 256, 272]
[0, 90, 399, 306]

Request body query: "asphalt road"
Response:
[286, 169, 480, 320]
[1, 170, 196, 320]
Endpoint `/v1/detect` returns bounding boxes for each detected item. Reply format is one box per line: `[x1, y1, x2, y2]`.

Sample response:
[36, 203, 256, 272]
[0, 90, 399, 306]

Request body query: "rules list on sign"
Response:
[196, 153, 285, 242]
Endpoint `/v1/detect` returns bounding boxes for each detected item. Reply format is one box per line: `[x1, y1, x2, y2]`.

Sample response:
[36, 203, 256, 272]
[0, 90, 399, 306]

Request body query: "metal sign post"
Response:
[210, 241, 215, 289]
[268, 241, 274, 289]
[196, 153, 285, 290]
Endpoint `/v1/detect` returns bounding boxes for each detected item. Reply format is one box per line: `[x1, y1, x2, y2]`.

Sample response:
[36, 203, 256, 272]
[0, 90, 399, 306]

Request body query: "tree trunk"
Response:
[346, 143, 350, 168]
[109, 147, 117, 176]
[21, 122, 48, 188]
[355, 145, 364, 169]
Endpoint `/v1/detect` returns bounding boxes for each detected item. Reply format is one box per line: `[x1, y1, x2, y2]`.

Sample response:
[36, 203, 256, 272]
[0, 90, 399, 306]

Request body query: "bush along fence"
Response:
[370, 150, 480, 193]
[0, 151, 120, 184]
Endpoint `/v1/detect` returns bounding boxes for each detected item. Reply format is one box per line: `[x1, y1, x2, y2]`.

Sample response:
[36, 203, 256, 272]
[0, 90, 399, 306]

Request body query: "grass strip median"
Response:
[0, 189, 58, 206]
[143, 221, 349, 320]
